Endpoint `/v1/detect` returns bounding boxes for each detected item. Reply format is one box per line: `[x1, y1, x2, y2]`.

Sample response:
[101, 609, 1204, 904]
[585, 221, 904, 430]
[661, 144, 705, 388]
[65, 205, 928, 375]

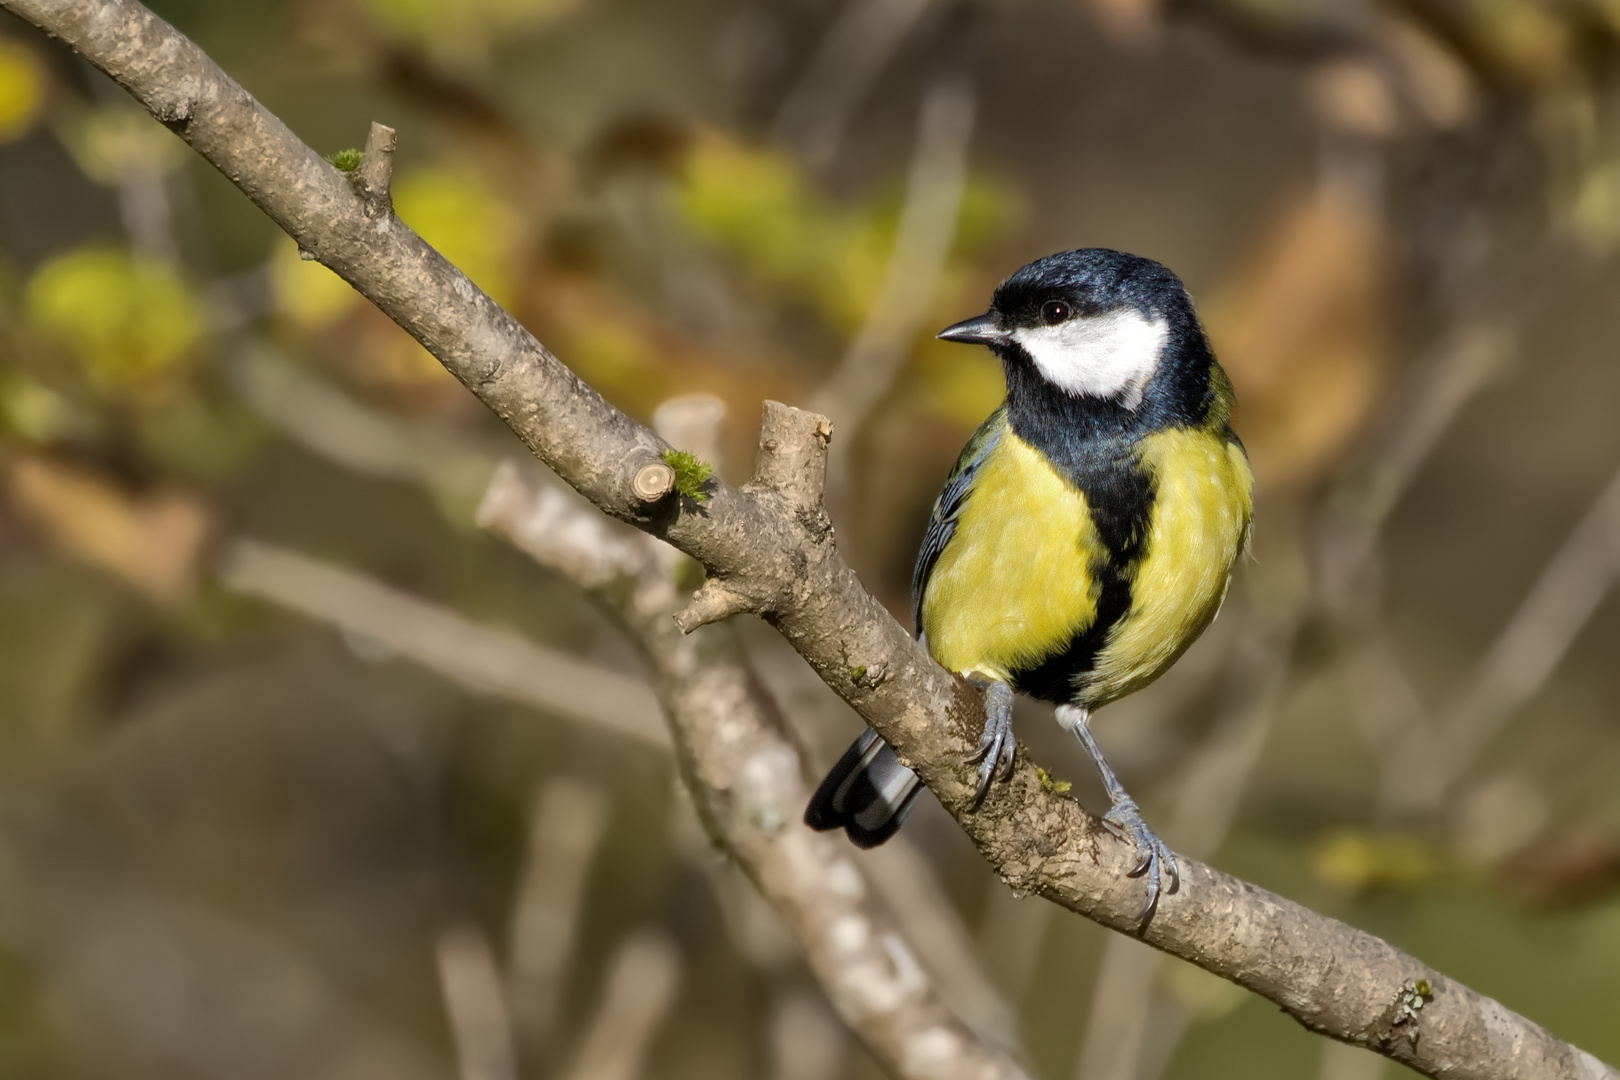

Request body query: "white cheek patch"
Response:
[1011, 308, 1170, 409]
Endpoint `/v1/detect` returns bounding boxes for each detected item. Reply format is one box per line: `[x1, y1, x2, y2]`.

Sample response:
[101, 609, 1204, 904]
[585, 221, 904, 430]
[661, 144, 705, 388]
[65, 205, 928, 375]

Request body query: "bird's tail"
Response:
[803, 727, 924, 848]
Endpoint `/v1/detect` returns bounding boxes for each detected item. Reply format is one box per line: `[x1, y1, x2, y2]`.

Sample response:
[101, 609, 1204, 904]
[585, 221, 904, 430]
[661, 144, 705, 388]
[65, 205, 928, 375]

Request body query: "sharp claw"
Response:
[1104, 797, 1175, 926]
[1135, 886, 1157, 925]
[969, 747, 997, 809]
[967, 722, 1000, 765]
[965, 681, 1015, 811]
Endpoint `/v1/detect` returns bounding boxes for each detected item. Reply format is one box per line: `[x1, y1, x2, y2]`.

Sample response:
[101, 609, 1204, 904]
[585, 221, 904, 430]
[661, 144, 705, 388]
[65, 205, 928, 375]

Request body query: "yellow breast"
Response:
[919, 422, 1252, 707]
[920, 430, 1100, 685]
[1083, 428, 1252, 705]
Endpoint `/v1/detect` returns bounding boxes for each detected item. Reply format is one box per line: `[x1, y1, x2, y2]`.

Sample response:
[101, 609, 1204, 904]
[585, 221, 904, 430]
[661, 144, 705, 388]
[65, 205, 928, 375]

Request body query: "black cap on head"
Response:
[990, 248, 1191, 327]
[934, 248, 1221, 430]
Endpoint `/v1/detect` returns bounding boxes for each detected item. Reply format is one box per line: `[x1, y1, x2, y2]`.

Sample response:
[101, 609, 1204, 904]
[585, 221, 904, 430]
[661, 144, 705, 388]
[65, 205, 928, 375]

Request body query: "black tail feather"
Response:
[804, 728, 924, 848]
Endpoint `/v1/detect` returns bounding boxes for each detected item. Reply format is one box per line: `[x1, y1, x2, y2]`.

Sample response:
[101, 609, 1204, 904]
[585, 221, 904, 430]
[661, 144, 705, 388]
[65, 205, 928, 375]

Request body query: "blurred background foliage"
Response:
[0, 0, 1618, 1078]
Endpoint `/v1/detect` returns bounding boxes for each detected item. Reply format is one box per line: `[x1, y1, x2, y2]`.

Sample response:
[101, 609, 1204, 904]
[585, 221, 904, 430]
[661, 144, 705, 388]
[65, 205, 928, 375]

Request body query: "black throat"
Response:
[996, 352, 1157, 703]
[999, 353, 1153, 551]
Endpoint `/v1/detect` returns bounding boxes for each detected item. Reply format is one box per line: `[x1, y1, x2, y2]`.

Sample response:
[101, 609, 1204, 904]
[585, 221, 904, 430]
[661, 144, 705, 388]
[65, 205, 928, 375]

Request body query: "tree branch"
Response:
[220, 354, 1021, 1051]
[479, 456, 1028, 1080]
[10, 1, 1613, 1076]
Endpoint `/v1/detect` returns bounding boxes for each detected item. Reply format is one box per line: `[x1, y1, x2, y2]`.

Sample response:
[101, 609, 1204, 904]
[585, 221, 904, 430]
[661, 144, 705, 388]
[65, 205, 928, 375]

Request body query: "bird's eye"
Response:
[1040, 300, 1071, 325]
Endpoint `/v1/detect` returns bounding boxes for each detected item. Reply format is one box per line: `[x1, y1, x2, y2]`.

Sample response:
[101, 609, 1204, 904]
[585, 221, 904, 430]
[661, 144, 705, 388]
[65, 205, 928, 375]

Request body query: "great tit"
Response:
[805, 248, 1253, 919]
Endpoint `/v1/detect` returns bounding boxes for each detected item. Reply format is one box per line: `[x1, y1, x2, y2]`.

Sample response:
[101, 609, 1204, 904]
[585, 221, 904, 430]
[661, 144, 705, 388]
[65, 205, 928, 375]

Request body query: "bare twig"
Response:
[356, 121, 395, 215]
[558, 930, 682, 1080]
[858, 838, 1021, 1050]
[81, 60, 182, 263]
[24, 2, 1610, 1074]
[480, 457, 1030, 1080]
[769, 989, 851, 1080]
[1315, 322, 1514, 617]
[771, 0, 939, 167]
[508, 778, 613, 1060]
[1315, 240, 1574, 619]
[809, 71, 976, 450]
[659, 398, 1016, 1055]
[1436, 459, 1620, 799]
[226, 346, 496, 514]
[216, 537, 667, 748]
[226, 359, 1017, 1057]
[437, 923, 520, 1080]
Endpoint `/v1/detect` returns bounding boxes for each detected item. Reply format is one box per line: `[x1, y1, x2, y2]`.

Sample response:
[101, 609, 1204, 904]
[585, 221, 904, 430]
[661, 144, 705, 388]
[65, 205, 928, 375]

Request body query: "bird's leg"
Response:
[1055, 704, 1178, 923]
[964, 677, 1015, 809]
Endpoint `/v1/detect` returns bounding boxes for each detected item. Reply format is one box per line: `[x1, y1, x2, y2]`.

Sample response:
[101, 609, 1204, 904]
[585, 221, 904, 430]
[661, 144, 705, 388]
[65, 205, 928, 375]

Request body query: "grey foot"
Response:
[966, 680, 1015, 809]
[1103, 795, 1178, 923]
[1057, 704, 1177, 926]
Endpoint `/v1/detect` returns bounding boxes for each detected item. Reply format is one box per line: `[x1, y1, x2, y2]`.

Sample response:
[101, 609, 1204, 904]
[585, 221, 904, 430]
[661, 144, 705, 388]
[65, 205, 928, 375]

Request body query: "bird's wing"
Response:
[911, 405, 1008, 636]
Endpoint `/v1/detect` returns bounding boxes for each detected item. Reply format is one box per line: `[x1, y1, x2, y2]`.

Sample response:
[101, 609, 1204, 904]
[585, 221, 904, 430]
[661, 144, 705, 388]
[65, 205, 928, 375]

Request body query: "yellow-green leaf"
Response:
[393, 165, 520, 308]
[26, 247, 204, 390]
[58, 105, 187, 184]
[271, 238, 360, 330]
[0, 35, 45, 144]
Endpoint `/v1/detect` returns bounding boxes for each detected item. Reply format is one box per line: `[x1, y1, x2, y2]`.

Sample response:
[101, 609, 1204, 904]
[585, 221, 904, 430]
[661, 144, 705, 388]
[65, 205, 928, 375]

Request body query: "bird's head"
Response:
[938, 249, 1208, 416]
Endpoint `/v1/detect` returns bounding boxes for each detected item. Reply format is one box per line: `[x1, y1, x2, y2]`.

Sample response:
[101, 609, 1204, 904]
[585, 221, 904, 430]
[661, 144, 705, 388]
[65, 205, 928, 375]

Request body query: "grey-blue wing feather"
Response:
[910, 405, 1007, 636]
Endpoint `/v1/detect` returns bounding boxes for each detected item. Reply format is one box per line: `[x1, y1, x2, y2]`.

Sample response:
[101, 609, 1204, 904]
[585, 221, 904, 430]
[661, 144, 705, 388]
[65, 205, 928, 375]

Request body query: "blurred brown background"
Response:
[0, 0, 1618, 1078]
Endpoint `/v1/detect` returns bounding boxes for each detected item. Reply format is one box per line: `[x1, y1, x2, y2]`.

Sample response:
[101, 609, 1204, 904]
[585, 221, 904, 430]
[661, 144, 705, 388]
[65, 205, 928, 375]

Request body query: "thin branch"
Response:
[216, 537, 668, 748]
[857, 838, 1022, 1049]
[437, 923, 520, 1080]
[1315, 322, 1515, 617]
[808, 70, 976, 450]
[226, 345, 496, 512]
[1437, 459, 1620, 796]
[356, 120, 395, 215]
[771, 0, 940, 167]
[17, 2, 1609, 1075]
[479, 458, 1030, 1080]
[558, 929, 682, 1080]
[223, 357, 1019, 1054]
[1315, 240, 1574, 619]
[645, 400, 1016, 1055]
[507, 778, 613, 1061]
[768, 989, 851, 1080]
[220, 514, 1017, 1066]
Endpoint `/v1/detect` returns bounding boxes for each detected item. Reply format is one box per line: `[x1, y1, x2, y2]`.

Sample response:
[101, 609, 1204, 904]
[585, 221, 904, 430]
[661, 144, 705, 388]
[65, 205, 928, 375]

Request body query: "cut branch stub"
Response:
[673, 578, 756, 633]
[356, 121, 396, 216]
[752, 401, 832, 517]
[632, 461, 676, 503]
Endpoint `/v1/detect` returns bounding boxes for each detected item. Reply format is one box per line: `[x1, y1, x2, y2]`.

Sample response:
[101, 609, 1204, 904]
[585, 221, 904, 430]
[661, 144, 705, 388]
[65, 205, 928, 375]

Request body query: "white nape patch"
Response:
[1011, 308, 1169, 409]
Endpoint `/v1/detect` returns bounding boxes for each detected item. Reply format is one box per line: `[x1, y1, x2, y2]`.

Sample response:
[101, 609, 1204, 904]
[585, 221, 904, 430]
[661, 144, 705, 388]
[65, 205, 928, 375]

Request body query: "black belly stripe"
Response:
[1008, 461, 1155, 702]
[1002, 364, 1159, 704]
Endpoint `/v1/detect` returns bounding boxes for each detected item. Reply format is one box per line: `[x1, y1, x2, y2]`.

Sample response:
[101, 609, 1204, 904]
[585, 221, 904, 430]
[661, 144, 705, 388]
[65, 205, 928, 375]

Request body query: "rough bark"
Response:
[5, 1, 1612, 1077]
[479, 460, 1028, 1080]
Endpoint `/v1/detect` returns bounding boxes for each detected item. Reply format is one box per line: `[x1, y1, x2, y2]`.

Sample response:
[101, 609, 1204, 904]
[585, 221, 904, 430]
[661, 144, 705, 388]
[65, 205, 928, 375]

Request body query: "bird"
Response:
[804, 248, 1253, 920]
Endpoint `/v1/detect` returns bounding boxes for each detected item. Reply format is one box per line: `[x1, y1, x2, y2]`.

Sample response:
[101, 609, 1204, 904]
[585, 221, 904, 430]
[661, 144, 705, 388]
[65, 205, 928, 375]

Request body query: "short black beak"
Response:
[936, 313, 1009, 346]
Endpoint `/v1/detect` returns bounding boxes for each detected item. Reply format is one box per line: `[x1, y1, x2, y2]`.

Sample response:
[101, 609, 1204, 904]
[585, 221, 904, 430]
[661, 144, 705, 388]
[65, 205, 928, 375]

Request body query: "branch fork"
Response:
[672, 401, 836, 634]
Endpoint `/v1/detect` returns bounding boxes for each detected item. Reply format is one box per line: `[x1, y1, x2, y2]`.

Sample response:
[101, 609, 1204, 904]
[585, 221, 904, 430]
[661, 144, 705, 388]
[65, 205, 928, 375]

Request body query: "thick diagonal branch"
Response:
[479, 460, 1028, 1080]
[7, 2, 1612, 1077]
